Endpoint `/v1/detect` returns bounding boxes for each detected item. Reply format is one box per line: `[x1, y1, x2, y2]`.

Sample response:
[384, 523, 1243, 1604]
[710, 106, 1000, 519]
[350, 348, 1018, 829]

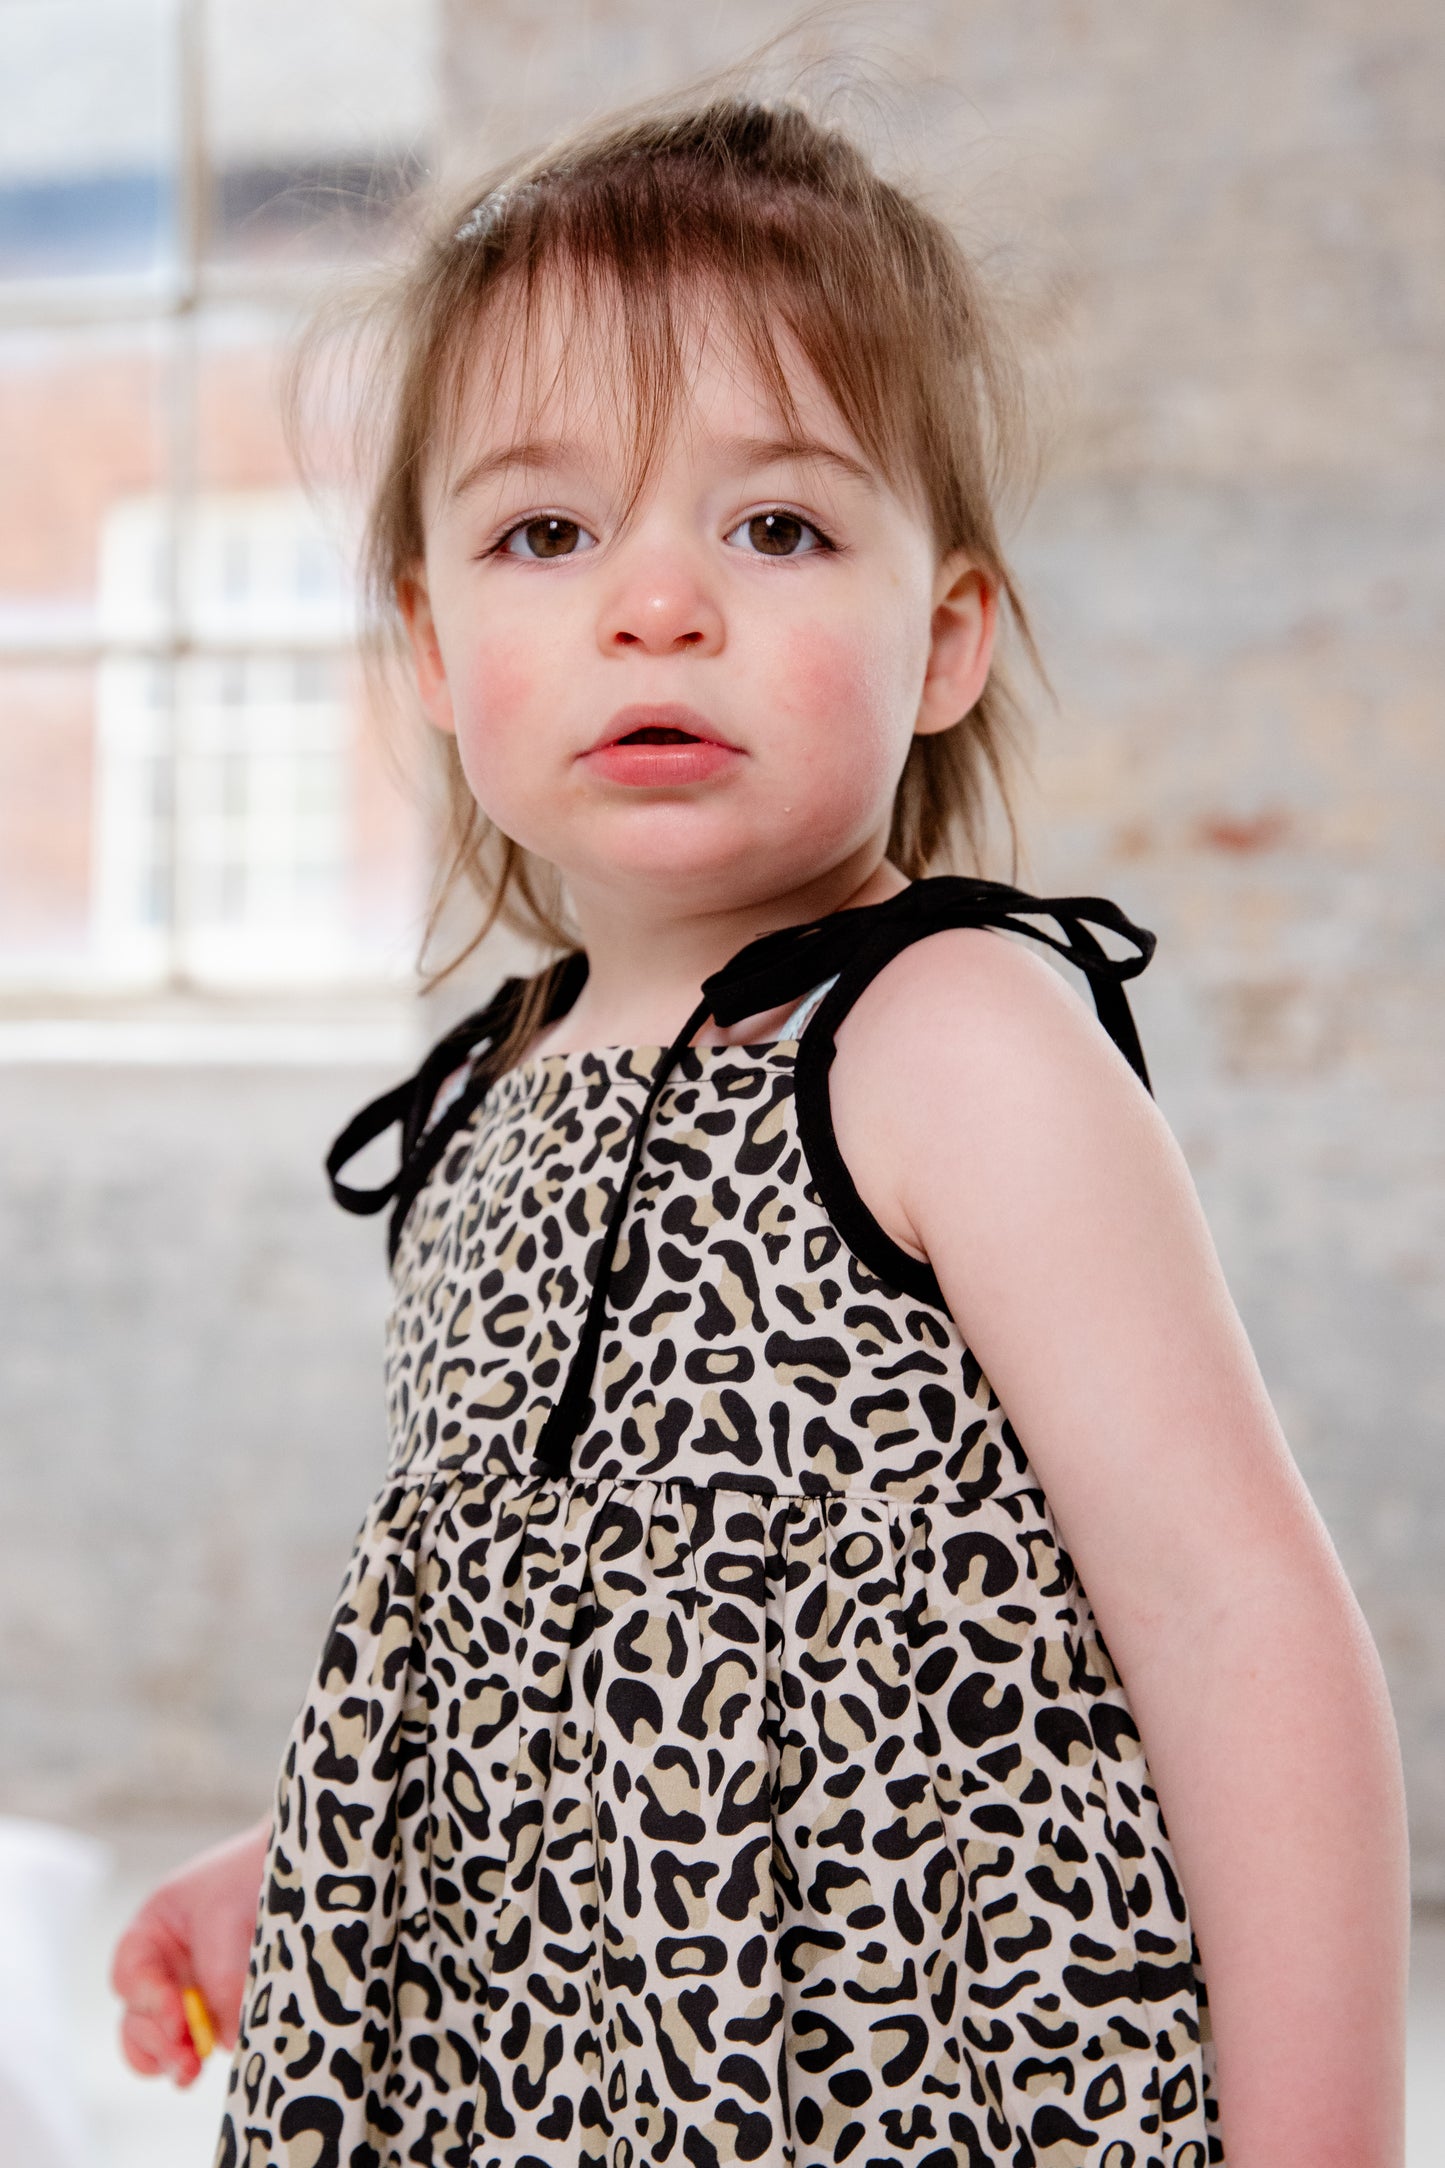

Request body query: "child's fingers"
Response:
[112, 1930, 209, 2087]
[120, 2004, 200, 2085]
[118, 2011, 166, 2078]
[119, 2009, 170, 2076]
[113, 1964, 176, 2025]
[110, 1912, 185, 2004]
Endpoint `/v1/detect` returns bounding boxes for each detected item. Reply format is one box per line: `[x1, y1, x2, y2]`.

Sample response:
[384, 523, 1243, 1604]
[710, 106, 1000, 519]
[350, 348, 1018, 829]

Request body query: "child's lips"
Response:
[580, 704, 743, 786]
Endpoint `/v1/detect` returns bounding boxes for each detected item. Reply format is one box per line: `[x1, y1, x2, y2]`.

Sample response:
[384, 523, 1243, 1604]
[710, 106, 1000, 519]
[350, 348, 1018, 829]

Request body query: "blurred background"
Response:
[0, 0, 1440, 2160]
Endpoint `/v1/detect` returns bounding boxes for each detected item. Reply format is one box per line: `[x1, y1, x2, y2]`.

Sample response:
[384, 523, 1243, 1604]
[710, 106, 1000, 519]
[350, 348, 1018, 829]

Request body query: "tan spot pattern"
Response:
[218, 1034, 1220, 2168]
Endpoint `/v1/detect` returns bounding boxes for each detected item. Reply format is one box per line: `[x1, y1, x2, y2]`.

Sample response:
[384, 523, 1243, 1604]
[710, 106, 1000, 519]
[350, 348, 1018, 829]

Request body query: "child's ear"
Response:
[915, 550, 998, 738]
[397, 572, 457, 736]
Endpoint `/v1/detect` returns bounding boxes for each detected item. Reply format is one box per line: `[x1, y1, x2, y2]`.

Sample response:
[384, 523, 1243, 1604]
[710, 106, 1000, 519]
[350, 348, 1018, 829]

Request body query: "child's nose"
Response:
[597, 549, 724, 656]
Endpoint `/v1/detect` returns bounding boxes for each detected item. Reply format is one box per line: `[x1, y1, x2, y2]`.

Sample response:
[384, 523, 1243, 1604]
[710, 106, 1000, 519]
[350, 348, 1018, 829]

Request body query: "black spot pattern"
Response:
[217, 1036, 1223, 2167]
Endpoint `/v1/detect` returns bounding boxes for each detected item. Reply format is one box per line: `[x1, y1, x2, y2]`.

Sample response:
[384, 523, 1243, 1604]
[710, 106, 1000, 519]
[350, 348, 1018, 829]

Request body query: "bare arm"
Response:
[833, 928, 1409, 2168]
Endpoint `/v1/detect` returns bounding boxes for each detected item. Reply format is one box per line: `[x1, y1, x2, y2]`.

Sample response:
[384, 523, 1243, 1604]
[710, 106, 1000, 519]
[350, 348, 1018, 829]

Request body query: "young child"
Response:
[112, 95, 1409, 2168]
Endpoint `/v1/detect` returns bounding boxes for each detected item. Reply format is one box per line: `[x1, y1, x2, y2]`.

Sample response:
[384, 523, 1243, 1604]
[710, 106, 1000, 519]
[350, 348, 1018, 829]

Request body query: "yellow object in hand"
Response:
[181, 1985, 215, 2061]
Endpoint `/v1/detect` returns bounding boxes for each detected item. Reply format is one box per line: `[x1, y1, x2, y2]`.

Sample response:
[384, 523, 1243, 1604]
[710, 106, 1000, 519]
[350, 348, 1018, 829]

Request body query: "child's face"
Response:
[402, 292, 995, 920]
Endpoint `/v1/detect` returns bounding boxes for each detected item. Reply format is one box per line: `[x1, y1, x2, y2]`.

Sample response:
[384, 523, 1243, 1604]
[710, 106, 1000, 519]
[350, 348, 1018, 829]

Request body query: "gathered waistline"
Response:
[385, 1461, 1043, 1514]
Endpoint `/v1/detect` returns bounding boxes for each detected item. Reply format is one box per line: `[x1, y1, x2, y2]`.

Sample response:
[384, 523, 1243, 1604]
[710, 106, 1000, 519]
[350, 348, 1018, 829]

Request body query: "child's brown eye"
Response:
[502, 516, 593, 559]
[725, 511, 827, 557]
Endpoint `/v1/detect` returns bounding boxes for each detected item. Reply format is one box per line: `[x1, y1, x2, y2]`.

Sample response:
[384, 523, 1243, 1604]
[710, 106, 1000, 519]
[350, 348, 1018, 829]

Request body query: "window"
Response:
[92, 491, 365, 983]
[0, 0, 434, 1002]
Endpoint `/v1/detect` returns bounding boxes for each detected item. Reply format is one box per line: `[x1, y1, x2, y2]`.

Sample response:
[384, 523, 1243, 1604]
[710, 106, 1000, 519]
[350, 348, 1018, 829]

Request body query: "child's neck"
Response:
[538, 852, 908, 1057]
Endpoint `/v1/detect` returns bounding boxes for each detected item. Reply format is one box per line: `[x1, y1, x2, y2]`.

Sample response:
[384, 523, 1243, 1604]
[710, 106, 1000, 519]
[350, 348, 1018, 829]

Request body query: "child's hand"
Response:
[110, 1815, 271, 2087]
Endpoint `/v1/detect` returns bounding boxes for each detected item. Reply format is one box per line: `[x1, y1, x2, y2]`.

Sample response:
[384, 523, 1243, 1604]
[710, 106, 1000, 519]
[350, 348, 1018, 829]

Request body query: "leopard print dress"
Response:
[217, 904, 1223, 2168]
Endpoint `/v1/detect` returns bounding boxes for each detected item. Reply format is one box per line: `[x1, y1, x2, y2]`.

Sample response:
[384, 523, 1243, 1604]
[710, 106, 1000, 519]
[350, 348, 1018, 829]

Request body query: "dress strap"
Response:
[703, 876, 1155, 1092]
[536, 876, 1155, 1478]
[754, 877, 1157, 1315]
[531, 988, 714, 1473]
[326, 875, 1158, 1483]
[324, 950, 590, 1261]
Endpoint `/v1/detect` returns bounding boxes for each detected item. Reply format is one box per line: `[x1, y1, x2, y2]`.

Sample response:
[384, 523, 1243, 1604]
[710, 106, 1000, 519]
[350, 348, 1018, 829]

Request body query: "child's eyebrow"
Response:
[448, 432, 879, 504]
[448, 438, 578, 502]
[720, 435, 879, 490]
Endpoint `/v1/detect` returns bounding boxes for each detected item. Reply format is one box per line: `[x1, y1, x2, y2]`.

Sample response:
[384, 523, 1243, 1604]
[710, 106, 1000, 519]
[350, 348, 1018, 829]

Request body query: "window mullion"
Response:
[163, 0, 208, 989]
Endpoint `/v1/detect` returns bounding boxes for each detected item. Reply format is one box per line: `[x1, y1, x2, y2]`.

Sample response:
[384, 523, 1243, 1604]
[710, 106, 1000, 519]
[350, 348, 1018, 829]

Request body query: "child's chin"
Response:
[534, 795, 861, 907]
[590, 833, 835, 911]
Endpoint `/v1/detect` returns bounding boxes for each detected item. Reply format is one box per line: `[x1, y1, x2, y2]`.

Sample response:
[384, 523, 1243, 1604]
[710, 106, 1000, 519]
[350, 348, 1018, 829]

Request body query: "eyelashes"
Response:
[723, 510, 833, 557]
[486, 505, 838, 562]
[494, 515, 596, 561]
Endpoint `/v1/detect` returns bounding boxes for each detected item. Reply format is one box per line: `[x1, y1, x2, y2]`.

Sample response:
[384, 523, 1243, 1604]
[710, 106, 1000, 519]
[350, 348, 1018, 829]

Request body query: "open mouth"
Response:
[615, 725, 701, 745]
[582, 707, 741, 783]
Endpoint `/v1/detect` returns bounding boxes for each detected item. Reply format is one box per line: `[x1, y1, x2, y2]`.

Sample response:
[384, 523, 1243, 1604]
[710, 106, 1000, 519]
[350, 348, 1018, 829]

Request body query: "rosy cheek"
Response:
[775, 624, 871, 723]
[460, 641, 535, 742]
[776, 622, 897, 741]
[444, 638, 539, 825]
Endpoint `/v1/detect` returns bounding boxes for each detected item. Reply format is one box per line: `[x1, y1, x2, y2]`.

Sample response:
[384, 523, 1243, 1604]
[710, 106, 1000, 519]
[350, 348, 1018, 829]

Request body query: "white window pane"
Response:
[176, 646, 350, 980]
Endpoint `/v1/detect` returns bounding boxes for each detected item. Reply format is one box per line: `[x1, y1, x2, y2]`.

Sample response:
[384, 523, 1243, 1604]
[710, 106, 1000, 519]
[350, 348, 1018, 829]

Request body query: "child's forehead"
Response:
[442, 280, 868, 485]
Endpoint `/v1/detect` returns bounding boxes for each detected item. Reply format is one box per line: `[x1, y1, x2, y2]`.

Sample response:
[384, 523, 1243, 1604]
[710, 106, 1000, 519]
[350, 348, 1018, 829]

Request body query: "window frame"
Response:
[0, 0, 418, 1007]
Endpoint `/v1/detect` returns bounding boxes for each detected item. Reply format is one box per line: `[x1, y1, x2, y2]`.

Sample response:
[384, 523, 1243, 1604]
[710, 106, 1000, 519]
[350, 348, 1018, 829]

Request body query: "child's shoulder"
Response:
[835, 912, 1152, 1120]
[783, 872, 1156, 1111]
[825, 905, 1177, 1290]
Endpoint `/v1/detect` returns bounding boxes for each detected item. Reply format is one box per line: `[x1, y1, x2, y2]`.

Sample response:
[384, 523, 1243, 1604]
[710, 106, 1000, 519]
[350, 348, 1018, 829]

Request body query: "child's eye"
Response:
[496, 515, 596, 560]
[724, 510, 832, 557]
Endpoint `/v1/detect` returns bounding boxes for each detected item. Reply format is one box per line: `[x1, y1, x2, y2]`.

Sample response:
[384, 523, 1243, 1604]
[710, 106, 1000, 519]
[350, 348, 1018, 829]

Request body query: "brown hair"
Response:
[316, 88, 1051, 1019]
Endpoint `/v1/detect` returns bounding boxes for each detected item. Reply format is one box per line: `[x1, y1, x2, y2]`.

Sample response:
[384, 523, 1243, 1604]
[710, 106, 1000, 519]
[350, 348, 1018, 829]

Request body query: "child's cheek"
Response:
[449, 641, 540, 818]
[773, 623, 849, 717]
[776, 623, 899, 743]
[473, 633, 535, 715]
[458, 641, 536, 757]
